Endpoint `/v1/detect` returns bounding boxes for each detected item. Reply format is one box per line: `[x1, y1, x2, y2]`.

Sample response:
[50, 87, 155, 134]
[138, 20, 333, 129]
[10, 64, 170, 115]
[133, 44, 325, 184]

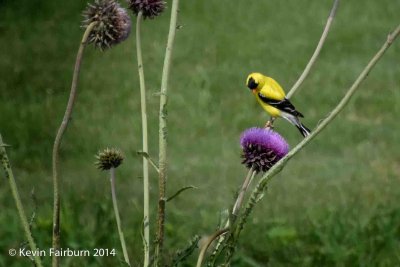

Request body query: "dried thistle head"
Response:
[95, 148, 124, 170]
[240, 128, 289, 173]
[127, 0, 166, 19]
[83, 0, 131, 50]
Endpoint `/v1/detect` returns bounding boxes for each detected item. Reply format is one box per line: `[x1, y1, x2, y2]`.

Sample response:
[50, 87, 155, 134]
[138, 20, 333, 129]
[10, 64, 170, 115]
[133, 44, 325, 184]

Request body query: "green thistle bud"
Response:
[83, 0, 131, 50]
[95, 148, 124, 170]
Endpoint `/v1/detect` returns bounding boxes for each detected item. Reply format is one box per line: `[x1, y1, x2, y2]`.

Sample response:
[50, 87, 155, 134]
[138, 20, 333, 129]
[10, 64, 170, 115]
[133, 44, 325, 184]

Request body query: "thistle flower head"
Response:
[95, 148, 124, 170]
[127, 0, 166, 19]
[83, 0, 131, 50]
[240, 127, 289, 173]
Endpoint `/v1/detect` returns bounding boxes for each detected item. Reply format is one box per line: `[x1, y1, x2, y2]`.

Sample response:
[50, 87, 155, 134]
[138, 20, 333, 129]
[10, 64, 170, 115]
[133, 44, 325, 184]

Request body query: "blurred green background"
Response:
[1, 0, 400, 266]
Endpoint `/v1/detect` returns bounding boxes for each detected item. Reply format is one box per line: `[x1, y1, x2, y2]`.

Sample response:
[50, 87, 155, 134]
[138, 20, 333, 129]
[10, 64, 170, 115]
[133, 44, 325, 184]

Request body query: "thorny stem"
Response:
[51, 21, 96, 267]
[208, 169, 256, 264]
[196, 228, 229, 267]
[286, 0, 339, 99]
[136, 11, 150, 267]
[228, 24, 400, 263]
[170, 235, 201, 266]
[110, 168, 131, 266]
[0, 135, 44, 267]
[155, 0, 180, 266]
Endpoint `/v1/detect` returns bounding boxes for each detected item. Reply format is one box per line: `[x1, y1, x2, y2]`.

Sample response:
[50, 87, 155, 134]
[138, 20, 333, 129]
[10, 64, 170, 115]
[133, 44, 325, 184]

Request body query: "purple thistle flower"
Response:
[240, 127, 289, 173]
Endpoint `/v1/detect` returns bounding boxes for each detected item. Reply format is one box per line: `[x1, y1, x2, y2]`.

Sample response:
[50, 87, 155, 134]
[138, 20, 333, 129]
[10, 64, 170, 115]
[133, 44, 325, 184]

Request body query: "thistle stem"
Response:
[0, 135, 44, 267]
[110, 168, 131, 266]
[208, 168, 255, 265]
[51, 21, 96, 267]
[155, 0, 180, 265]
[136, 11, 150, 267]
[286, 0, 339, 99]
[196, 228, 229, 267]
[231, 168, 256, 217]
[231, 24, 400, 259]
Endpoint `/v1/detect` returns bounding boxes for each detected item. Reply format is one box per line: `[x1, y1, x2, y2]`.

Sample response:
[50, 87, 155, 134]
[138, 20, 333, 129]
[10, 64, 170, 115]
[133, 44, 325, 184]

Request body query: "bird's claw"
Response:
[264, 120, 274, 129]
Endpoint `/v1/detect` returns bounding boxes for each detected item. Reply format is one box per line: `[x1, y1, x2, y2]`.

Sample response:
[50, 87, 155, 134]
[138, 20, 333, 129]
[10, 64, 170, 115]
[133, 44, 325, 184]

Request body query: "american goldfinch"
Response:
[246, 72, 311, 137]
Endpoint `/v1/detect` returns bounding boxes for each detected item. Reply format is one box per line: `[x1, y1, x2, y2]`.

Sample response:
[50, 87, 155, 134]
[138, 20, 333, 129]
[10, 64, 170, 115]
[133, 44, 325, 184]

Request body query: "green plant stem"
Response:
[136, 11, 150, 267]
[0, 135, 44, 267]
[110, 168, 131, 266]
[51, 21, 96, 267]
[166, 185, 197, 202]
[155, 0, 180, 265]
[228, 24, 400, 262]
[286, 0, 339, 99]
[196, 228, 229, 267]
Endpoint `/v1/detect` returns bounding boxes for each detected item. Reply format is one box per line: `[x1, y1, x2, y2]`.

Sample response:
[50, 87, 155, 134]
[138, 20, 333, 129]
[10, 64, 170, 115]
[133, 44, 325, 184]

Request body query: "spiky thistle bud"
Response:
[95, 148, 124, 170]
[83, 0, 131, 50]
[240, 128, 289, 173]
[127, 0, 166, 19]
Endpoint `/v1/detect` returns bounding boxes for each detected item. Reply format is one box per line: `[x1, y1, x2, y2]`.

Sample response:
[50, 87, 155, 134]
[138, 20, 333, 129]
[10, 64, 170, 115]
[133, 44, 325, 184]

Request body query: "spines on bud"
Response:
[83, 0, 131, 50]
[95, 148, 124, 170]
[127, 0, 166, 19]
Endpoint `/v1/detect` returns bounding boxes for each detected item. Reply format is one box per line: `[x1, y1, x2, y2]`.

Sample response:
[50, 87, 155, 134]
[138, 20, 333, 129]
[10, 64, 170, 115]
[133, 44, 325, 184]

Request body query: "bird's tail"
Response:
[295, 122, 311, 137]
[281, 113, 311, 137]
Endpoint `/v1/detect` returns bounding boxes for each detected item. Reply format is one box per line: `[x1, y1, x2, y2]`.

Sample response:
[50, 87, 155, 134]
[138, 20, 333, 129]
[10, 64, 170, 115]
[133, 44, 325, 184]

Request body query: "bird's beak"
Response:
[252, 89, 257, 94]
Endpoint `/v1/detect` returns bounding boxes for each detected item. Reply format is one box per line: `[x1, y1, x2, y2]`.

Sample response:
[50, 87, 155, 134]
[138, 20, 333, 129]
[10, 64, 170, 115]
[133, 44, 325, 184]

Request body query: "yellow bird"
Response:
[246, 72, 311, 137]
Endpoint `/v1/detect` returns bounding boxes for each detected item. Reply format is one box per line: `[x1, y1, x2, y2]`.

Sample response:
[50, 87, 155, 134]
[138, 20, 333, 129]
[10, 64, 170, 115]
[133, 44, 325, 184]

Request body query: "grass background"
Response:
[1, 0, 400, 266]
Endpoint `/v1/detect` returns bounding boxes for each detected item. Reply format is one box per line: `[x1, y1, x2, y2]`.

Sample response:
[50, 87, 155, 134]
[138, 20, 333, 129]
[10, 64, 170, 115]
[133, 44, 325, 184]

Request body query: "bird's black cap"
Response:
[247, 77, 258, 90]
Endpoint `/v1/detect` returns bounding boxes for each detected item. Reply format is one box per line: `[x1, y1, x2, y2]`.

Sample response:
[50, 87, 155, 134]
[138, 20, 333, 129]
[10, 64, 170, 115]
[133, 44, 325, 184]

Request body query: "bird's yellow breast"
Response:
[255, 96, 281, 117]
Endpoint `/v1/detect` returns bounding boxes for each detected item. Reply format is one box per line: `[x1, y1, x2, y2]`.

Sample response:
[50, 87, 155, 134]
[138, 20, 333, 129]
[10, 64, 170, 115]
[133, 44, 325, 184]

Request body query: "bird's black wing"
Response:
[257, 93, 304, 117]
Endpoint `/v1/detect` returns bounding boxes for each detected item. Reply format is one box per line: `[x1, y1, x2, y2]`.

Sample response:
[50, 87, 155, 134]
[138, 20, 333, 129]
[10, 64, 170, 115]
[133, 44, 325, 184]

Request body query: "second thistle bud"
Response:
[95, 148, 124, 170]
[83, 0, 131, 50]
[127, 0, 166, 19]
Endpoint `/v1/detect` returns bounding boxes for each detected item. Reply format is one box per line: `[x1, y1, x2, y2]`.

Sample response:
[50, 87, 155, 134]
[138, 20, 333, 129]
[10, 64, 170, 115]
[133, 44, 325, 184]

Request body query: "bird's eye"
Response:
[247, 77, 258, 90]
